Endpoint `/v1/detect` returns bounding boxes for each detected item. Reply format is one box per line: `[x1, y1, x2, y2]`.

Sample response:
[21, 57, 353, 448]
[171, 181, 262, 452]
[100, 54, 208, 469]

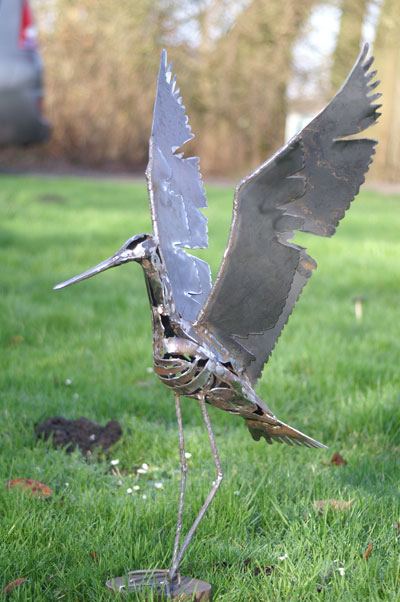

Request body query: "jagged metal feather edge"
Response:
[146, 51, 212, 317]
[243, 46, 381, 378]
[162, 52, 211, 300]
[218, 46, 380, 375]
[151, 50, 209, 245]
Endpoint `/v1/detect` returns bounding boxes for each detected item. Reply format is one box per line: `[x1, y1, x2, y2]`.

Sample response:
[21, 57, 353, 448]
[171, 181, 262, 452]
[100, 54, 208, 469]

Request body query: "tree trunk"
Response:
[331, 0, 368, 95]
[369, 0, 400, 181]
[195, 0, 315, 175]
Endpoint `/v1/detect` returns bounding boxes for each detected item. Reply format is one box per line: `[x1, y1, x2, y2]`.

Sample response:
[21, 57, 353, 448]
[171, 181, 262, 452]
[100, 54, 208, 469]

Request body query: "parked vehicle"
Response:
[0, 0, 50, 146]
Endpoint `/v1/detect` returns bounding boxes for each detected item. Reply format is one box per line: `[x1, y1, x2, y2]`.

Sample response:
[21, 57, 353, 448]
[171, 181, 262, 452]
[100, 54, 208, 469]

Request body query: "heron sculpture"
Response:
[55, 44, 380, 598]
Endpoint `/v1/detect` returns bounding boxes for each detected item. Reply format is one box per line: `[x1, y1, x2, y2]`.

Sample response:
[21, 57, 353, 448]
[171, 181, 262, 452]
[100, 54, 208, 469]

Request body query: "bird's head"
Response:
[54, 234, 154, 290]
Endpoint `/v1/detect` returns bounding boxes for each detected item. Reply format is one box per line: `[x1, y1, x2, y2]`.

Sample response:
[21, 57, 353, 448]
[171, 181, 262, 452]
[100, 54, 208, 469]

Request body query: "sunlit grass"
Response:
[1, 175, 399, 601]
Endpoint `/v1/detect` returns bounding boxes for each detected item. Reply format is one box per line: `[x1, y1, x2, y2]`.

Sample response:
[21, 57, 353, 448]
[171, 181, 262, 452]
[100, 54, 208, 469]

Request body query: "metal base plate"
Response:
[105, 569, 211, 600]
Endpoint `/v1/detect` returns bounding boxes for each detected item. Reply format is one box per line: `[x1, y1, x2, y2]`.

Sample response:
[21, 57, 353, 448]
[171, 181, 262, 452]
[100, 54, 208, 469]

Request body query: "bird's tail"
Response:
[245, 417, 327, 449]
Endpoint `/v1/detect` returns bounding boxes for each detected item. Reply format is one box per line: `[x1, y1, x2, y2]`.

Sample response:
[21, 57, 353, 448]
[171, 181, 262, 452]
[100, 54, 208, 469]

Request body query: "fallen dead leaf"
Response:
[314, 499, 354, 514]
[244, 558, 275, 576]
[254, 565, 275, 576]
[3, 578, 27, 595]
[394, 522, 400, 535]
[6, 478, 53, 498]
[8, 335, 25, 346]
[364, 542, 373, 560]
[90, 550, 98, 561]
[212, 559, 274, 577]
[329, 452, 347, 466]
[212, 561, 229, 571]
[36, 193, 66, 205]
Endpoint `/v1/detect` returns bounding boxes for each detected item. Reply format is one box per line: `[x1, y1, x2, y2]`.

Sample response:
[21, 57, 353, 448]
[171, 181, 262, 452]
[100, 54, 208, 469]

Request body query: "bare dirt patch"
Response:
[35, 416, 122, 454]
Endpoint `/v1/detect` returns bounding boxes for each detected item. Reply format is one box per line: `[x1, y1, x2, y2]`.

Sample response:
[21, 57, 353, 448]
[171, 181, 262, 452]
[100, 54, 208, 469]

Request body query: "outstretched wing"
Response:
[146, 50, 211, 323]
[195, 43, 381, 384]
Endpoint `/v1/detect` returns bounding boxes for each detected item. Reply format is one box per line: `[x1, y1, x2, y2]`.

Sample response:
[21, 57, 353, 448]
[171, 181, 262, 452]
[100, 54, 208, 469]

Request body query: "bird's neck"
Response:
[139, 244, 236, 367]
[140, 247, 181, 355]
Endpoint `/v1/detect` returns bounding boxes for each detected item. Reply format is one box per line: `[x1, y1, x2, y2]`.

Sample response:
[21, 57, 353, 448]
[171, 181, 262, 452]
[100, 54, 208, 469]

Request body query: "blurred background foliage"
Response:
[3, 0, 400, 180]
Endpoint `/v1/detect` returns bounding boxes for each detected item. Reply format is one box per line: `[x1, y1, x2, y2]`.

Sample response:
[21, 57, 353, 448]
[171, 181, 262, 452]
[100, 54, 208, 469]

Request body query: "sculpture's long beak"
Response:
[54, 234, 148, 291]
[53, 253, 121, 290]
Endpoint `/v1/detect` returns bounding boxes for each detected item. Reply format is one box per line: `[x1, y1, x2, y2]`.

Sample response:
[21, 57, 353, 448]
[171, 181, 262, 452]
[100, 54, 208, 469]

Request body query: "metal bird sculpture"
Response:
[55, 44, 380, 598]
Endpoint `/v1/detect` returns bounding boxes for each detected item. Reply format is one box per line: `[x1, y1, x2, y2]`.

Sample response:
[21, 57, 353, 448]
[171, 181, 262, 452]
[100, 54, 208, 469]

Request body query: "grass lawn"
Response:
[1, 174, 399, 601]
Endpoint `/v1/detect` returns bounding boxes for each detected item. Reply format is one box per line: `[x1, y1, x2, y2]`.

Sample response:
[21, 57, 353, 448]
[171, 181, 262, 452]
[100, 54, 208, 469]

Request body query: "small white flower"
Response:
[154, 482, 163, 489]
[137, 468, 147, 474]
[142, 463, 149, 470]
[73, 393, 79, 399]
[146, 367, 153, 374]
[279, 554, 288, 561]
[64, 482, 69, 487]
[126, 488, 133, 494]
[89, 434, 96, 441]
[142, 494, 147, 499]
[117, 479, 123, 486]
[338, 567, 345, 576]
[133, 485, 140, 491]
[233, 490, 240, 495]
[111, 459, 120, 466]
[184, 452, 192, 459]
[65, 379, 72, 386]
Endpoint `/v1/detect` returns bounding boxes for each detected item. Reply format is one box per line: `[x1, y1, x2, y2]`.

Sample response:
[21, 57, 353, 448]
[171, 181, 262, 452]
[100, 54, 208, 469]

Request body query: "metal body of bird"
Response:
[55, 45, 380, 598]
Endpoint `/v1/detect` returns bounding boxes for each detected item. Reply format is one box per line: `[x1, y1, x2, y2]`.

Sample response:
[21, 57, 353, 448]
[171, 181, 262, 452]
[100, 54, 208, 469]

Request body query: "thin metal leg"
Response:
[168, 392, 188, 587]
[168, 395, 223, 584]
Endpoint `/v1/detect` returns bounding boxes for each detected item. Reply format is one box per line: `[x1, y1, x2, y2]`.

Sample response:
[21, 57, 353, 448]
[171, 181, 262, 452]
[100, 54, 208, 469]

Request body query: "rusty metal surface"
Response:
[105, 570, 211, 600]
[196, 43, 381, 384]
[55, 44, 380, 592]
[170, 392, 187, 585]
[169, 396, 223, 584]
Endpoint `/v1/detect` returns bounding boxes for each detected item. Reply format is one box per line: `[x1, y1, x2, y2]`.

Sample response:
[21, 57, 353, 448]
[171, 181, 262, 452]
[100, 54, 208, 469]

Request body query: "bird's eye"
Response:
[127, 237, 144, 250]
[126, 234, 150, 250]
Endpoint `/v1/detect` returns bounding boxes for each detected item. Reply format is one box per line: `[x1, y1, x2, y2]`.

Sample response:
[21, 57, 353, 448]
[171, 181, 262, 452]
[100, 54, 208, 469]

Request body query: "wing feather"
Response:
[196, 44, 380, 383]
[146, 50, 211, 322]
